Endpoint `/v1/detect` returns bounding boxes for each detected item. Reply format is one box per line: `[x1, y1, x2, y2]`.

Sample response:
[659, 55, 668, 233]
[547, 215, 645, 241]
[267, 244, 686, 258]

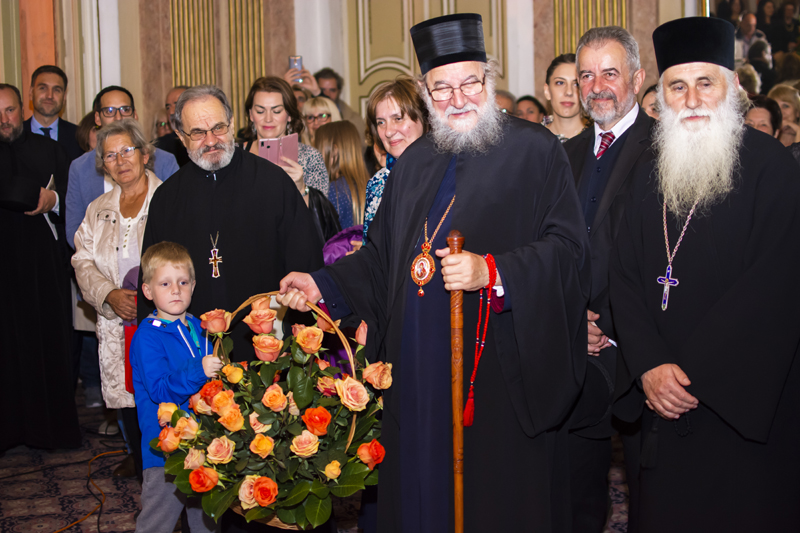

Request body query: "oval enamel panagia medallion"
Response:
[411, 243, 435, 296]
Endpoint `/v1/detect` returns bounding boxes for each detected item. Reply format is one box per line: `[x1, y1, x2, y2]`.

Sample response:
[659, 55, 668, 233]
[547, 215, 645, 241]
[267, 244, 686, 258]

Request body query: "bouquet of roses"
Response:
[151, 293, 389, 530]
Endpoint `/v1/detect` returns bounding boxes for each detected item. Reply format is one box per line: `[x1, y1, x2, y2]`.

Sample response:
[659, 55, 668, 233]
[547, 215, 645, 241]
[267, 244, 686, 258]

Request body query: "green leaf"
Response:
[287, 366, 304, 390]
[276, 506, 297, 524]
[171, 409, 188, 427]
[173, 468, 194, 495]
[149, 437, 161, 452]
[235, 456, 249, 473]
[348, 416, 378, 448]
[285, 421, 303, 436]
[341, 461, 370, 479]
[222, 336, 234, 360]
[245, 507, 275, 523]
[310, 479, 330, 499]
[304, 494, 332, 528]
[260, 365, 277, 389]
[287, 458, 300, 478]
[201, 480, 243, 522]
[164, 450, 188, 475]
[292, 343, 307, 365]
[292, 376, 314, 410]
[257, 411, 277, 426]
[280, 479, 311, 508]
[364, 468, 379, 486]
[320, 366, 341, 377]
[330, 474, 365, 498]
[317, 397, 340, 408]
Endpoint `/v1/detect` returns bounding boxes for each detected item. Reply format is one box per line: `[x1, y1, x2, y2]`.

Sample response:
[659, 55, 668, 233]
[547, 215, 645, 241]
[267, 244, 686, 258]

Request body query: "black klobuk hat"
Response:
[410, 13, 487, 75]
[653, 17, 735, 76]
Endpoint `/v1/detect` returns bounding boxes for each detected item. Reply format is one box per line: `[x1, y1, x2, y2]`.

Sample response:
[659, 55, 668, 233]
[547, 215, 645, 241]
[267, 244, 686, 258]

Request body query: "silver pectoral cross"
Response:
[209, 248, 223, 278]
[657, 264, 679, 311]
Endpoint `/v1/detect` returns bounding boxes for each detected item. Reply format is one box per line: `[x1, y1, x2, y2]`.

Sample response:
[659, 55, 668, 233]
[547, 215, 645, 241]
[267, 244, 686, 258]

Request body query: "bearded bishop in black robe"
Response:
[611, 17, 800, 532]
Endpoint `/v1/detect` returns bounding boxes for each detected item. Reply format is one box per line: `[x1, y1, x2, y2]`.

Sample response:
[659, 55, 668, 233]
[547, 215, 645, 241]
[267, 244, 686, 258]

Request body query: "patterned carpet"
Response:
[0, 389, 629, 532]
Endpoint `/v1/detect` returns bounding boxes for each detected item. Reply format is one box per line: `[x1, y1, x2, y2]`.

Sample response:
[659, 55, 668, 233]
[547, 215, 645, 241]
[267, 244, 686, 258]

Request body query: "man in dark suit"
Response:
[563, 26, 654, 533]
[154, 85, 190, 166]
[24, 65, 82, 162]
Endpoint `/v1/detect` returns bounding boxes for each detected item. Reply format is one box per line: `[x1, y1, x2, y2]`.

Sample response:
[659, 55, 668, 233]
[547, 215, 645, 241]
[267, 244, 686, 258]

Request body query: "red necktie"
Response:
[596, 131, 615, 159]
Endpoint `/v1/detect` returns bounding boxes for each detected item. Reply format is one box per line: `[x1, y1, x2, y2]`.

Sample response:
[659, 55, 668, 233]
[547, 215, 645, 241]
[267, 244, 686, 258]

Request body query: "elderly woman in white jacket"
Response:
[72, 119, 162, 480]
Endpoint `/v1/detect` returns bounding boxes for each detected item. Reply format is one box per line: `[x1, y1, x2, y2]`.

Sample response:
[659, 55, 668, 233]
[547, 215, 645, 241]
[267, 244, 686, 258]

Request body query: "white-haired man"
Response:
[278, 13, 590, 533]
[610, 17, 800, 531]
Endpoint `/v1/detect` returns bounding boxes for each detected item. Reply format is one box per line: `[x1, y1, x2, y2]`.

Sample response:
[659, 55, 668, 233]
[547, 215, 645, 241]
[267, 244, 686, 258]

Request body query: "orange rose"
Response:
[157, 427, 181, 453]
[211, 389, 235, 415]
[249, 434, 275, 459]
[301, 406, 332, 436]
[290, 430, 319, 458]
[239, 475, 259, 510]
[336, 376, 369, 412]
[200, 380, 224, 406]
[261, 384, 287, 412]
[253, 476, 279, 507]
[355, 320, 368, 346]
[174, 417, 199, 440]
[316, 313, 341, 334]
[189, 392, 213, 415]
[221, 364, 244, 384]
[157, 402, 178, 427]
[357, 439, 386, 470]
[316, 358, 330, 371]
[317, 376, 336, 397]
[253, 334, 282, 362]
[244, 309, 277, 335]
[323, 460, 341, 480]
[218, 404, 245, 432]
[249, 411, 271, 434]
[251, 297, 272, 311]
[240, 361, 249, 370]
[206, 435, 236, 464]
[362, 362, 393, 390]
[287, 391, 300, 416]
[291, 324, 306, 336]
[296, 326, 324, 354]
[189, 466, 218, 492]
[200, 309, 232, 334]
[184, 448, 206, 470]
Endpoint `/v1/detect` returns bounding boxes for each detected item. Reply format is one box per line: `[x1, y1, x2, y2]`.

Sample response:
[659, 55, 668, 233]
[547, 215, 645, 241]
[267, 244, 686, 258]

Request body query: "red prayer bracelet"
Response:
[463, 253, 498, 427]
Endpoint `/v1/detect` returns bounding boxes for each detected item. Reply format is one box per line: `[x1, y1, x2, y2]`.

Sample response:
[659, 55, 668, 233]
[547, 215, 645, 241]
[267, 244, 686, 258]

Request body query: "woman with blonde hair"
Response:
[303, 96, 342, 145]
[768, 84, 800, 145]
[314, 121, 369, 229]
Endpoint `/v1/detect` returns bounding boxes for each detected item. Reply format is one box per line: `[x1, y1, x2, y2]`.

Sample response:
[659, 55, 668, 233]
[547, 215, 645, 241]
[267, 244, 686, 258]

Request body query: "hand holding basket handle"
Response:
[277, 273, 322, 312]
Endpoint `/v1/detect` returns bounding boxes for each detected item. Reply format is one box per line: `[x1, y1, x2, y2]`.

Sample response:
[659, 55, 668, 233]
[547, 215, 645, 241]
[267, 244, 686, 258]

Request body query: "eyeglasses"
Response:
[181, 123, 230, 141]
[427, 77, 486, 102]
[305, 113, 331, 123]
[157, 121, 169, 128]
[99, 106, 134, 118]
[103, 146, 138, 163]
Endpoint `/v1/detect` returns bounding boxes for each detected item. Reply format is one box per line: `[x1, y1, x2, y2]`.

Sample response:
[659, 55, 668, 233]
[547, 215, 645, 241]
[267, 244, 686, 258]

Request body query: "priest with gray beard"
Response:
[278, 13, 591, 533]
[610, 17, 800, 532]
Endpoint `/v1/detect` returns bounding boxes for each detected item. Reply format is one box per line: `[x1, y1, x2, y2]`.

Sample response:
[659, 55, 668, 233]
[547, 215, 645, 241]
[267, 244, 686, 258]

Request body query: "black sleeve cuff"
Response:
[310, 269, 352, 320]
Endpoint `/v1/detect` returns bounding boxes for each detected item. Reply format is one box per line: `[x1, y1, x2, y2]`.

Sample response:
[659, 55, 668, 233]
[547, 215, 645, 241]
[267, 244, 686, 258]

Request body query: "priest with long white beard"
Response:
[610, 17, 800, 532]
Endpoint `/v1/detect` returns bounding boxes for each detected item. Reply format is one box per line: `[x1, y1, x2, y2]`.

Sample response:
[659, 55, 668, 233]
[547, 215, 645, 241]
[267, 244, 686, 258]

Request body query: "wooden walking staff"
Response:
[447, 230, 465, 533]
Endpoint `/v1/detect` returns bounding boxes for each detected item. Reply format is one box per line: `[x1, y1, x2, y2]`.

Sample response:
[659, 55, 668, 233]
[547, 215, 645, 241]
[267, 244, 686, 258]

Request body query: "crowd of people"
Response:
[2, 6, 800, 533]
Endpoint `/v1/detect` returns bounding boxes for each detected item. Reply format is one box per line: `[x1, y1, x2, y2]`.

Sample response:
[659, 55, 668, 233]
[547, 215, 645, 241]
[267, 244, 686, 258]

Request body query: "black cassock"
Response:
[0, 131, 81, 452]
[319, 118, 590, 533]
[611, 128, 800, 532]
[138, 147, 323, 358]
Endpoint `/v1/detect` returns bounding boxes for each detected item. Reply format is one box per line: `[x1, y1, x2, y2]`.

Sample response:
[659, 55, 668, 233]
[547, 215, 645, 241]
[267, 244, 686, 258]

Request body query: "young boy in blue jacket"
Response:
[131, 242, 222, 533]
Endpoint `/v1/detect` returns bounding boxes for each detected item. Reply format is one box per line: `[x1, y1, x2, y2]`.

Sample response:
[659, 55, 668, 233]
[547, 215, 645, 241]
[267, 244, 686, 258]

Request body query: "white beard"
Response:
[421, 81, 505, 155]
[654, 78, 746, 220]
[188, 137, 236, 172]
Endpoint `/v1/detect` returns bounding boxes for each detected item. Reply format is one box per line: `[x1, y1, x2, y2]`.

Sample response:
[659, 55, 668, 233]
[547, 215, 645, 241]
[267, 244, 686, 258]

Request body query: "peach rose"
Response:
[253, 476, 279, 507]
[206, 435, 236, 464]
[261, 384, 287, 412]
[253, 334, 282, 362]
[184, 448, 206, 470]
[199, 380, 224, 406]
[336, 376, 369, 412]
[301, 406, 332, 437]
[221, 364, 244, 384]
[296, 326, 324, 354]
[362, 362, 393, 390]
[357, 439, 386, 470]
[291, 323, 306, 336]
[157, 427, 180, 453]
[377, 396, 384, 409]
[316, 313, 341, 334]
[317, 376, 336, 397]
[251, 297, 272, 311]
[355, 320, 368, 346]
[218, 405, 245, 432]
[249, 411, 272, 434]
[316, 358, 330, 371]
[189, 467, 218, 493]
[157, 402, 178, 427]
[287, 391, 300, 417]
[249, 434, 275, 459]
[290, 430, 319, 458]
[239, 475, 259, 510]
[244, 309, 277, 335]
[174, 417, 199, 440]
[211, 389, 235, 415]
[189, 392, 213, 416]
[200, 309, 232, 334]
[324, 460, 341, 480]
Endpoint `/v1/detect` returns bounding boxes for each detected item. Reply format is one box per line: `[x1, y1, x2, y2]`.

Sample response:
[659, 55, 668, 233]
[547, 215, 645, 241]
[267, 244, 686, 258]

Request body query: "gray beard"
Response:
[654, 81, 745, 220]
[583, 88, 637, 128]
[0, 123, 23, 144]
[422, 87, 505, 155]
[188, 138, 235, 172]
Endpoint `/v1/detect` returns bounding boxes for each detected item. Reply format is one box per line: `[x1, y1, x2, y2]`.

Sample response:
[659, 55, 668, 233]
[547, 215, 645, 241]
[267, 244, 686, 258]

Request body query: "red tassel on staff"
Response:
[463, 386, 475, 427]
